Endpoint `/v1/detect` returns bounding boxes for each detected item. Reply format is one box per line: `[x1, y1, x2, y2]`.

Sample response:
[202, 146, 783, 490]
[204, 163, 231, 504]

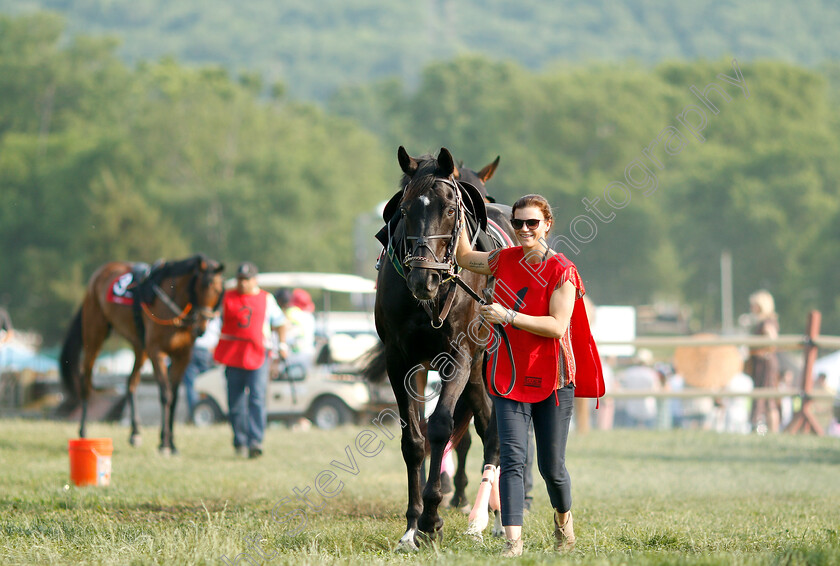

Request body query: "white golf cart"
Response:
[191, 272, 389, 429]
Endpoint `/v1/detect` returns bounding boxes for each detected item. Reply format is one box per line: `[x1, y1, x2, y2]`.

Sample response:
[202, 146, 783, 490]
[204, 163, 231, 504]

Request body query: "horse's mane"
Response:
[135, 254, 208, 304]
[400, 155, 442, 201]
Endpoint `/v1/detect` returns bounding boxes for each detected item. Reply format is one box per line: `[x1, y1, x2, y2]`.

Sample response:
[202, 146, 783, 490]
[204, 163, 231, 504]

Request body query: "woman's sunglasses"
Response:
[511, 218, 542, 230]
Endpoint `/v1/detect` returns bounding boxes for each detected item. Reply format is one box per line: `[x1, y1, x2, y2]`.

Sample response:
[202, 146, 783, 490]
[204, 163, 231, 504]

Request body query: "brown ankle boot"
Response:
[501, 536, 523, 557]
[554, 510, 575, 551]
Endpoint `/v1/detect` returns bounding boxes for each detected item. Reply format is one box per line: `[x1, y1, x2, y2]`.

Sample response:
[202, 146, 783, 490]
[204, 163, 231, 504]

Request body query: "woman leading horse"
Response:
[456, 193, 604, 556]
[60, 254, 225, 454]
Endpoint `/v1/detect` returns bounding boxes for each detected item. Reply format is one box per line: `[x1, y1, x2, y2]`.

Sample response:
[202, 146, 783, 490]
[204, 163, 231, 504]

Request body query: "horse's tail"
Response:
[360, 341, 388, 383]
[449, 396, 473, 453]
[58, 307, 84, 410]
[421, 395, 474, 456]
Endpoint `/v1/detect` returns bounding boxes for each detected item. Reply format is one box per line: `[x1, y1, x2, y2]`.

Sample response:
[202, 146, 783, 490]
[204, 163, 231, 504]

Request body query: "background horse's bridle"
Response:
[140, 267, 220, 329]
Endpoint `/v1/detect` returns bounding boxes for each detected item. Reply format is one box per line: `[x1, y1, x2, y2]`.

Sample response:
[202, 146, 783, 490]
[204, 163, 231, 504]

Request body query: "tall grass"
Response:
[1, 419, 839, 565]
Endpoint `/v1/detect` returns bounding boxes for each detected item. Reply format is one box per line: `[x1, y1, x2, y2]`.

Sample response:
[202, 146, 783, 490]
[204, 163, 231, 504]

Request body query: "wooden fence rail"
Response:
[604, 388, 835, 400]
[597, 335, 840, 350]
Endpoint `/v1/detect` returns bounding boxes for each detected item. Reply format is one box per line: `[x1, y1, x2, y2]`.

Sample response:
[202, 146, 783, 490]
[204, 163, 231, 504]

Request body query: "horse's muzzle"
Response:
[407, 269, 441, 301]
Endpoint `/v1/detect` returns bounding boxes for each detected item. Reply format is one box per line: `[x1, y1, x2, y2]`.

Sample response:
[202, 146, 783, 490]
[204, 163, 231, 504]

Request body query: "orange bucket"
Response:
[68, 438, 113, 487]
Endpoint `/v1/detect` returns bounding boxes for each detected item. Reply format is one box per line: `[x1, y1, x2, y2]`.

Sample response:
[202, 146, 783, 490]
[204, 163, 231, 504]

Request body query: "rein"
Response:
[448, 274, 517, 397]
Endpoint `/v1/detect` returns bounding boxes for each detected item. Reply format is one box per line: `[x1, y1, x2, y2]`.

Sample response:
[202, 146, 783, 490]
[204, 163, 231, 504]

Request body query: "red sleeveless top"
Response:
[214, 290, 269, 370]
[488, 247, 604, 403]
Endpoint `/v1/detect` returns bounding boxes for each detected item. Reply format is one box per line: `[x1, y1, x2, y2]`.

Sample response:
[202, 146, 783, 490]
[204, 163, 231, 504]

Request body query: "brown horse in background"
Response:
[60, 254, 225, 454]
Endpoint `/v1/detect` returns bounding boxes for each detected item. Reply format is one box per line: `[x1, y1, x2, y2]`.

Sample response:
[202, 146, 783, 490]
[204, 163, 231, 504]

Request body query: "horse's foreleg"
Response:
[149, 353, 173, 455]
[126, 349, 147, 447]
[398, 415, 426, 551]
[389, 359, 426, 552]
[466, 463, 498, 540]
[418, 373, 468, 541]
[165, 352, 190, 455]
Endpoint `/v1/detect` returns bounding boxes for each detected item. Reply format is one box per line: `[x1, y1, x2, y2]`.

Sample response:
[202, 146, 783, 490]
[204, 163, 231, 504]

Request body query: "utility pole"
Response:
[721, 250, 733, 334]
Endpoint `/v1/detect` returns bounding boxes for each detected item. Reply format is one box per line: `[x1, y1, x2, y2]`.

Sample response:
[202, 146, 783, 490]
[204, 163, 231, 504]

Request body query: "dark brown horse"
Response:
[60, 254, 225, 454]
[366, 147, 514, 549]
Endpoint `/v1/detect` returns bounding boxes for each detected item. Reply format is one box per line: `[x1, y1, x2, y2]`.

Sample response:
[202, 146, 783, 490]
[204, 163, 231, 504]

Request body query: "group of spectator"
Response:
[593, 289, 838, 435]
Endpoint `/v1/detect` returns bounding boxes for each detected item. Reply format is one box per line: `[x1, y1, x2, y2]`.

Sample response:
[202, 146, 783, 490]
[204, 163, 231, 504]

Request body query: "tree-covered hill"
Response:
[1, 0, 838, 101]
[0, 13, 391, 341]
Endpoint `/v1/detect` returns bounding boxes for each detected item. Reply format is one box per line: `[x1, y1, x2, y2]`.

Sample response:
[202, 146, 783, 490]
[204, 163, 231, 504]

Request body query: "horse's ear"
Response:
[437, 148, 455, 178]
[215, 263, 225, 274]
[398, 146, 418, 177]
[477, 156, 500, 183]
[200, 259, 208, 271]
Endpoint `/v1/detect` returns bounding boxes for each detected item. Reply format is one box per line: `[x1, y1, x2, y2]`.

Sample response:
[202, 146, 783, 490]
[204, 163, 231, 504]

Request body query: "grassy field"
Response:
[1, 418, 839, 565]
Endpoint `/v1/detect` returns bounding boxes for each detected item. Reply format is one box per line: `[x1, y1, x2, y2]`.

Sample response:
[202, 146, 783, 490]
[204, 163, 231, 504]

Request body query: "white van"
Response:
[191, 272, 389, 429]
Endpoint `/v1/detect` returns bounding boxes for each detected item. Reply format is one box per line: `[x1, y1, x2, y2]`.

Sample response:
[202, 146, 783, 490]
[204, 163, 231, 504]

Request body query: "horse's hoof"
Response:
[465, 528, 484, 542]
[491, 509, 504, 538]
[458, 504, 472, 515]
[169, 446, 179, 456]
[467, 513, 489, 535]
[396, 530, 419, 553]
[158, 446, 172, 457]
[416, 529, 440, 546]
[451, 495, 468, 510]
[395, 540, 418, 553]
[129, 435, 142, 447]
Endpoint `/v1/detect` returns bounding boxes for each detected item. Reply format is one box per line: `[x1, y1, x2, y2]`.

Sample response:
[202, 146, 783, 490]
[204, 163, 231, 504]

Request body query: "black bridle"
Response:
[401, 177, 464, 273]
[399, 177, 467, 328]
[140, 264, 222, 329]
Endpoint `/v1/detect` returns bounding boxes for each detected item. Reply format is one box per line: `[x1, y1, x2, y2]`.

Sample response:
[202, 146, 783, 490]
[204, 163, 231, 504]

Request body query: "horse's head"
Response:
[192, 257, 225, 335]
[397, 146, 463, 301]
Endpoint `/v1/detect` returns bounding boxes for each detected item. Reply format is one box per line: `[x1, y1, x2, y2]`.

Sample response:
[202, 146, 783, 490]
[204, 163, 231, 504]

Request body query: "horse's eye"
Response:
[447, 208, 455, 217]
[399, 206, 407, 216]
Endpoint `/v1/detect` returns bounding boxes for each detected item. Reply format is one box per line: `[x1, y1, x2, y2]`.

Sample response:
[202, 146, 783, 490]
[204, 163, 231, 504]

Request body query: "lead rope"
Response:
[447, 274, 516, 397]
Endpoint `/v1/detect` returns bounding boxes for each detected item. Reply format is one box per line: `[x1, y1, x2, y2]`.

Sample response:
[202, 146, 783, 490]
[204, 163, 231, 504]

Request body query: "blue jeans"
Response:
[225, 357, 269, 449]
[182, 347, 215, 414]
[493, 384, 575, 526]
